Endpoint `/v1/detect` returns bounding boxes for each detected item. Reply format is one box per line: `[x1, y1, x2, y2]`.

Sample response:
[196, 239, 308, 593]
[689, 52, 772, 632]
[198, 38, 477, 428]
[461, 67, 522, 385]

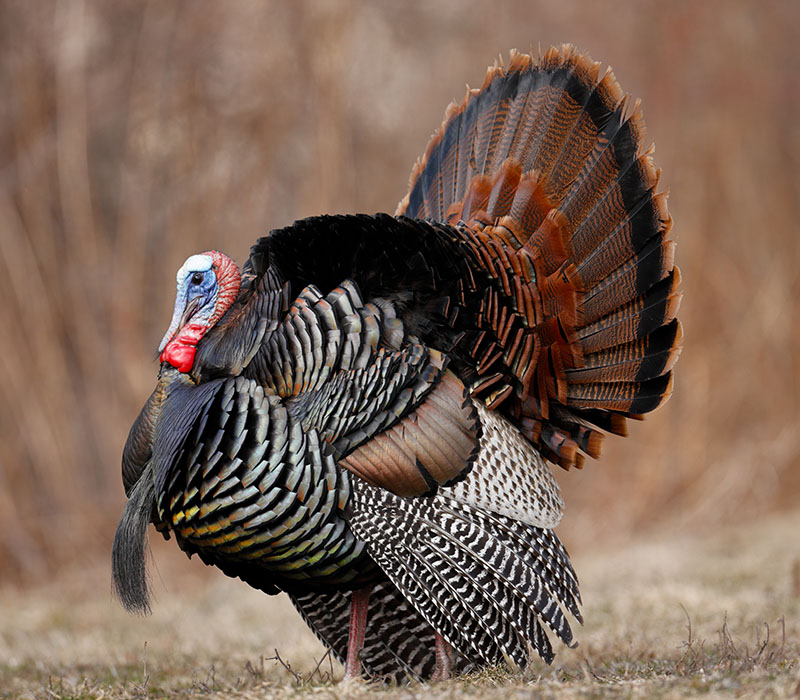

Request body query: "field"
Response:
[2, 510, 798, 699]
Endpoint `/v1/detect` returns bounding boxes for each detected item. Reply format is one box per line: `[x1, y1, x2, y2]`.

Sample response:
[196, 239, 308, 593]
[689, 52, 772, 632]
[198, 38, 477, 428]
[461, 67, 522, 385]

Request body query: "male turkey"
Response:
[113, 45, 681, 682]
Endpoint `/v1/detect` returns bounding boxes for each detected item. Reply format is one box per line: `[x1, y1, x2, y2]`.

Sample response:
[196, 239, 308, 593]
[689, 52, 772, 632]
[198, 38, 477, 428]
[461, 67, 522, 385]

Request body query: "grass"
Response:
[2, 511, 799, 699]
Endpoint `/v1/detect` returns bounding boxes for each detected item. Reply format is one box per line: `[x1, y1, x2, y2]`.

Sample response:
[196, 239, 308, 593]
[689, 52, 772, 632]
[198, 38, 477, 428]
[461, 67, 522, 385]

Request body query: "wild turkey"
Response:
[113, 45, 681, 682]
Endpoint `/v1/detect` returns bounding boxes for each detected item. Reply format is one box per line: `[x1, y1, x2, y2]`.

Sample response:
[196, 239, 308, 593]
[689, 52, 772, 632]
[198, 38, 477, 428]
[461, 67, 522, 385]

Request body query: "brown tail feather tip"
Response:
[668, 267, 684, 317]
[655, 372, 675, 410]
[584, 430, 604, 459]
[653, 192, 672, 230]
[610, 413, 629, 436]
[639, 145, 660, 190]
[663, 321, 684, 375]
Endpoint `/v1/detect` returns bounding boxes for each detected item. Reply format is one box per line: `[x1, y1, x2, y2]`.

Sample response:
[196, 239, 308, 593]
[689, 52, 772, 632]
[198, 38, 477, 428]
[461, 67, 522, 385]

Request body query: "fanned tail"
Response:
[348, 483, 580, 669]
[398, 45, 682, 469]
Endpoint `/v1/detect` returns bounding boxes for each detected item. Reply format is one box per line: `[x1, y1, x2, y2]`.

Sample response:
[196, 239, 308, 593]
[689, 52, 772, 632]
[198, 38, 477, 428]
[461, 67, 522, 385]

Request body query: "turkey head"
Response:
[158, 251, 241, 373]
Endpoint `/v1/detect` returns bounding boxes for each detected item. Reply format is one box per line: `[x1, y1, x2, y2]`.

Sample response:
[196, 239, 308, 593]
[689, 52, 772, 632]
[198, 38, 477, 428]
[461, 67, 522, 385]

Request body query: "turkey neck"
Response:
[122, 367, 195, 495]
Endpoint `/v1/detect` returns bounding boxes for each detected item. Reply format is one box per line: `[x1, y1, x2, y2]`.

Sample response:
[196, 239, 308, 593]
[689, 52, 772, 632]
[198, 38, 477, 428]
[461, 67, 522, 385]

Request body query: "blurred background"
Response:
[0, 0, 797, 586]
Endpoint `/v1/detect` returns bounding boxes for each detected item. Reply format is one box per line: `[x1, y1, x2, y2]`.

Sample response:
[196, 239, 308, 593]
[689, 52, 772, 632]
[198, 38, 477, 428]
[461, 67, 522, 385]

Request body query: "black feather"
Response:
[111, 465, 156, 615]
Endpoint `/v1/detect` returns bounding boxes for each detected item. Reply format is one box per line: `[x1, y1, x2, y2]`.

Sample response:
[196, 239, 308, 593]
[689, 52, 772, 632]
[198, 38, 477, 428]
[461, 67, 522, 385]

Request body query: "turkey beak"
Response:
[178, 296, 204, 330]
[158, 296, 205, 353]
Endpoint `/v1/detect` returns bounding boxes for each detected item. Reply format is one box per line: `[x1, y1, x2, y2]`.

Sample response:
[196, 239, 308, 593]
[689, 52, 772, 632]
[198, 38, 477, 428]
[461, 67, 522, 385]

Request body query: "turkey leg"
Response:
[431, 631, 455, 682]
[343, 586, 372, 680]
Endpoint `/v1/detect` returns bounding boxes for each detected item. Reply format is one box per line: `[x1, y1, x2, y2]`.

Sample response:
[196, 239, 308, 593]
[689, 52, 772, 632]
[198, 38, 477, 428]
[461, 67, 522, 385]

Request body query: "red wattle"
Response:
[160, 322, 207, 373]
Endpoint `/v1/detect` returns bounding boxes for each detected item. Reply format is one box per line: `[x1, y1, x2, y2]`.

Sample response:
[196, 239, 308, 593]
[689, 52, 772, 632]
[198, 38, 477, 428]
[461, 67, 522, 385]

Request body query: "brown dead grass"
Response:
[2, 510, 798, 699]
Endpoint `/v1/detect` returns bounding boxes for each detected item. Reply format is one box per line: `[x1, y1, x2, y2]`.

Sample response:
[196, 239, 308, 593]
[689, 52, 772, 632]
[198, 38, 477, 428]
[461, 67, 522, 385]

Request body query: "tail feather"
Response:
[577, 269, 682, 354]
[544, 66, 614, 199]
[437, 103, 465, 221]
[582, 239, 674, 324]
[491, 68, 535, 174]
[574, 189, 664, 288]
[398, 45, 680, 469]
[517, 57, 588, 187]
[419, 124, 446, 223]
[559, 108, 645, 239]
[567, 319, 682, 384]
[567, 372, 673, 412]
[473, 65, 508, 177]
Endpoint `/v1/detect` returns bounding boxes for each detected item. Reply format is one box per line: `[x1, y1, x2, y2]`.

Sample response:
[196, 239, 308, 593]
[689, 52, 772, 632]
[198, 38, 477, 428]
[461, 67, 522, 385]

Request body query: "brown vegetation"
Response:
[0, 0, 798, 590]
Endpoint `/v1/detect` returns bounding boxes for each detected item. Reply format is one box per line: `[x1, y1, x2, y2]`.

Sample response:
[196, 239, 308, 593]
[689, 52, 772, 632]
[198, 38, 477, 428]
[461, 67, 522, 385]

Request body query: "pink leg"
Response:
[343, 586, 372, 680]
[431, 632, 454, 682]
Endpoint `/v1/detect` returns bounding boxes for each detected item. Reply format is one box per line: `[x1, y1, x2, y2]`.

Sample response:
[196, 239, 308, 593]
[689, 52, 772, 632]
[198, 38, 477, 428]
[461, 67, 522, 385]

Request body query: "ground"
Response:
[1, 511, 798, 700]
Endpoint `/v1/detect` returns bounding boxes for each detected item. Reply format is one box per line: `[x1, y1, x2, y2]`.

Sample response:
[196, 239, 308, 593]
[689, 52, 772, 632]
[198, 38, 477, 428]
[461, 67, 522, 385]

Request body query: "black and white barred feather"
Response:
[347, 482, 579, 669]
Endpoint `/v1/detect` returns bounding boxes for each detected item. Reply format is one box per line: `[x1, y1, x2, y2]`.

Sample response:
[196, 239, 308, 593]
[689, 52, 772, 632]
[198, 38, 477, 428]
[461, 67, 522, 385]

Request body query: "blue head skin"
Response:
[158, 254, 220, 369]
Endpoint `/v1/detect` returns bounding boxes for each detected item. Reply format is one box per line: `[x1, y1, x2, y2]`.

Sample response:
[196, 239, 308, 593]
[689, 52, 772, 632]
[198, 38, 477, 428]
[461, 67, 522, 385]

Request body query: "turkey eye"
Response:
[191, 272, 204, 285]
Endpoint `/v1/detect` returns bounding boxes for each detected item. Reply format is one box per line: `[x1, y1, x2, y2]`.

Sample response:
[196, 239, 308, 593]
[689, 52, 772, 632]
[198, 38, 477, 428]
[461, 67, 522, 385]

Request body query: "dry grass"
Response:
[2, 510, 799, 699]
